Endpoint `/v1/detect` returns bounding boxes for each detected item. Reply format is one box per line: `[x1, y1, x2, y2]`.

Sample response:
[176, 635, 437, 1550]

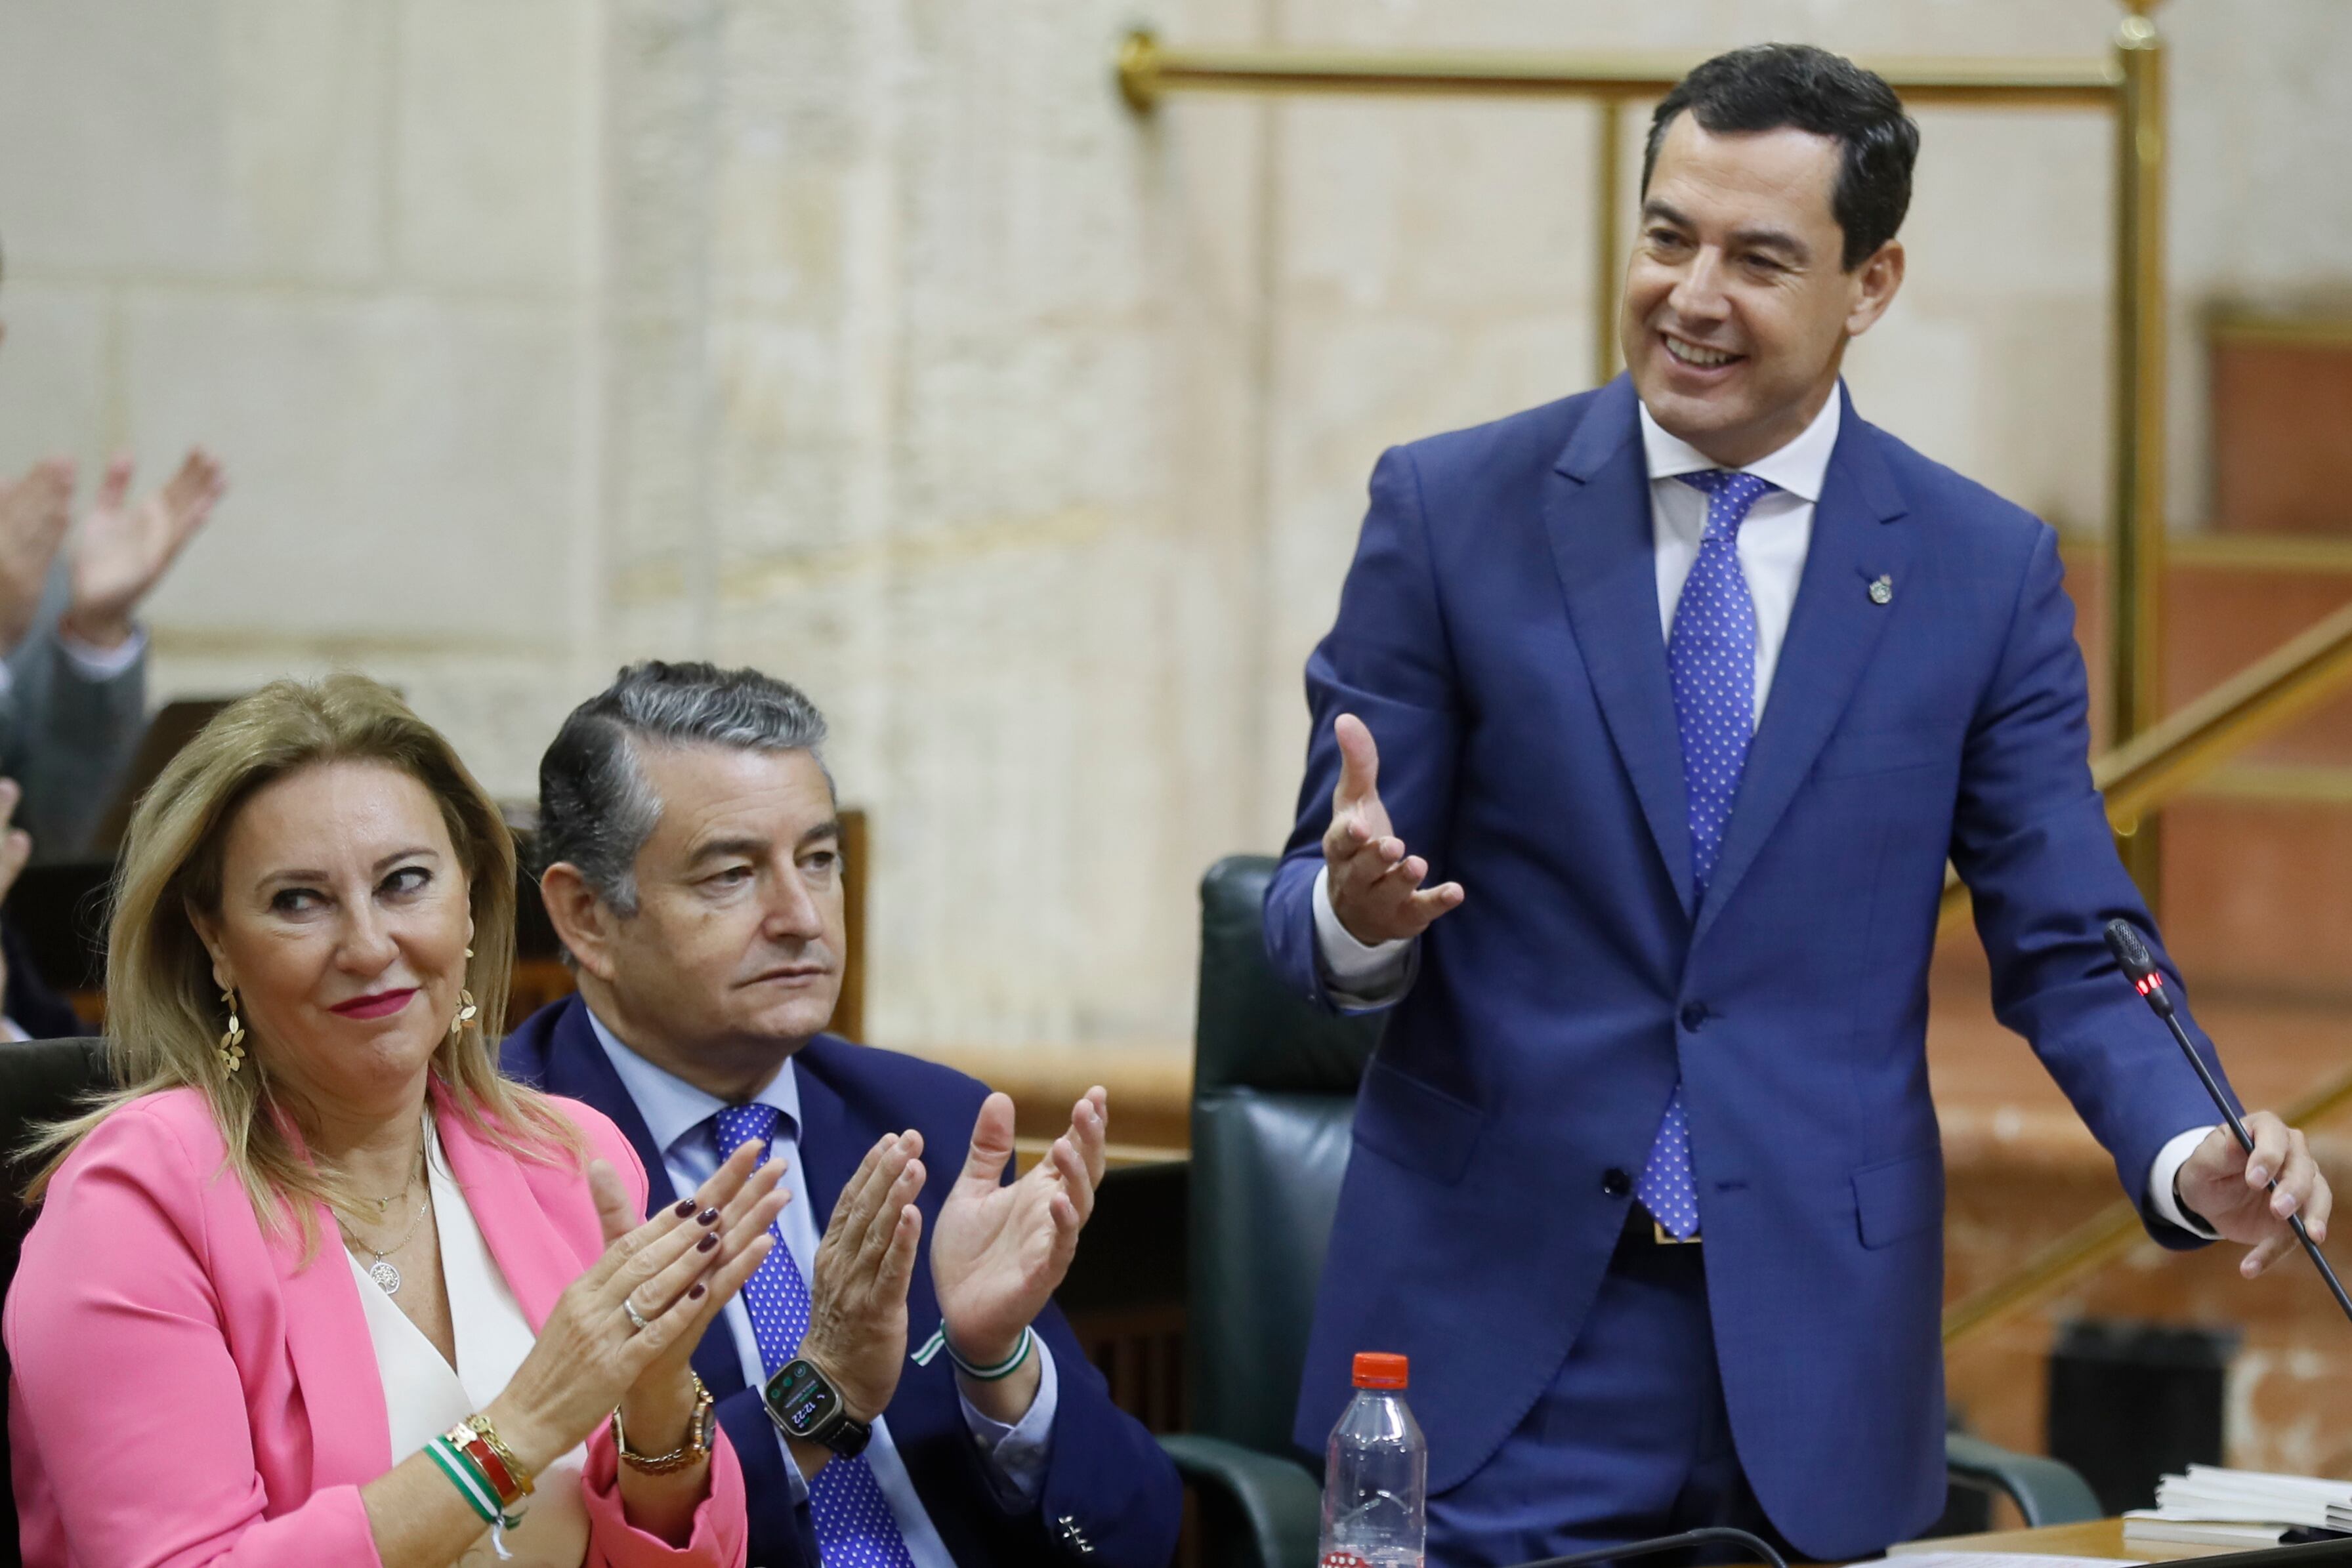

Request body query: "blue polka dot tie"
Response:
[712, 1102, 915, 1567]
[1636, 468, 1776, 1241]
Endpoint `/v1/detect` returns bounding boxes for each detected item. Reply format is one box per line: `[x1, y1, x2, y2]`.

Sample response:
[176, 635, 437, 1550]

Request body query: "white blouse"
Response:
[347, 1123, 591, 1567]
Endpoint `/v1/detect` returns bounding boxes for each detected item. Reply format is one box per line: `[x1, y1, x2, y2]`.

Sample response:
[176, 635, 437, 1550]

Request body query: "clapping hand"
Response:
[931, 1089, 1108, 1373]
[63, 449, 225, 650]
[0, 779, 32, 1006]
[1322, 712, 1464, 945]
[798, 1131, 927, 1428]
[482, 1140, 788, 1479]
[0, 458, 74, 652]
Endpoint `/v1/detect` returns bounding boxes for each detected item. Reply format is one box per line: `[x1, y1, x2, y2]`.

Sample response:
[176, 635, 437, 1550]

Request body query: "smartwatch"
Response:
[764, 1357, 873, 1458]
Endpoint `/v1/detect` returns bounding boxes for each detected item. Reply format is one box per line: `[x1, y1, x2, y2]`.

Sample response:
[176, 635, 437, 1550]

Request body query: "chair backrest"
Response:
[0, 1037, 113, 1568]
[1188, 856, 1381, 1458]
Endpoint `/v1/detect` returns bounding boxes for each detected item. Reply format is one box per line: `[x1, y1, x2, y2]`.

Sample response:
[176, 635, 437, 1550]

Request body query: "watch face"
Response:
[765, 1360, 839, 1437]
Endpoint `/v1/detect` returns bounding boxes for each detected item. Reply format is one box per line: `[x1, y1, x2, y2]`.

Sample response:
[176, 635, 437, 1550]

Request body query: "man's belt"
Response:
[1622, 1203, 1702, 1247]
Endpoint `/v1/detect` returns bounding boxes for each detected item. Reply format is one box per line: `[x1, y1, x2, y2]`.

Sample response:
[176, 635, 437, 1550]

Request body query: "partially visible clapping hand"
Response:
[0, 458, 74, 653]
[62, 449, 226, 650]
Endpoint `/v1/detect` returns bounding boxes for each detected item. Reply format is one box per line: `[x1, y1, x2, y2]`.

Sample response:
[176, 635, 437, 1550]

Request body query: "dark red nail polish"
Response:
[698, 1207, 720, 1226]
[697, 1232, 719, 1252]
[673, 1198, 697, 1218]
[688, 1282, 707, 1300]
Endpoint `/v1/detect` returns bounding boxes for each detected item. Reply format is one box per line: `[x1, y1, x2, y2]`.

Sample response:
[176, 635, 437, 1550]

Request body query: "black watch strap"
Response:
[821, 1410, 873, 1458]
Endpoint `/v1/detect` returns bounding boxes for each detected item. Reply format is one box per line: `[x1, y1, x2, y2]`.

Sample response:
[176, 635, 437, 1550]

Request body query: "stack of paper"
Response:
[2122, 1465, 2352, 1548]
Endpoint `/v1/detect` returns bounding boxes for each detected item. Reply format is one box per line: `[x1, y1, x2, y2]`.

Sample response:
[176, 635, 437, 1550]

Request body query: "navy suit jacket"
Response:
[503, 996, 1181, 1568]
[1265, 378, 2234, 1558]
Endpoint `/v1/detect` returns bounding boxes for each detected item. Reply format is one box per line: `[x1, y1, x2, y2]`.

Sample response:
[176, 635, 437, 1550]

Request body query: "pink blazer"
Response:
[5, 1083, 749, 1568]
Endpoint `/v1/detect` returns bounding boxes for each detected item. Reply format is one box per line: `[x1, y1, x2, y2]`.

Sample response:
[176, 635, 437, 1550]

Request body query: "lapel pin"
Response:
[1868, 574, 1893, 606]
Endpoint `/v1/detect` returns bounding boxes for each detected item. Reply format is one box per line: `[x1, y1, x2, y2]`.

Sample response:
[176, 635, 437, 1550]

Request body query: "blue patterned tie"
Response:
[712, 1102, 915, 1567]
[1637, 469, 1776, 1240]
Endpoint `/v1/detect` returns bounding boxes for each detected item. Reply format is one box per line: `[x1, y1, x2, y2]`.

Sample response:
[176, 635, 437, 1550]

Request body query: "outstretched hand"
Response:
[64, 448, 225, 650]
[1321, 712, 1463, 946]
[932, 1088, 1107, 1367]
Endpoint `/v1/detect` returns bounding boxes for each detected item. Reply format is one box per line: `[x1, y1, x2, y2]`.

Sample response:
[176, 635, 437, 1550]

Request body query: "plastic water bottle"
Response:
[1319, 1351, 1427, 1568]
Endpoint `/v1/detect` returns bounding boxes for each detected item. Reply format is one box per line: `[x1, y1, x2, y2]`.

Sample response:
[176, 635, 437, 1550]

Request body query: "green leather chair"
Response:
[1162, 855, 2100, 1568]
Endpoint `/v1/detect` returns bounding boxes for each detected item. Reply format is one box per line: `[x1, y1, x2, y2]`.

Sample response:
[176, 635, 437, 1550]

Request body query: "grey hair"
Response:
[534, 660, 831, 916]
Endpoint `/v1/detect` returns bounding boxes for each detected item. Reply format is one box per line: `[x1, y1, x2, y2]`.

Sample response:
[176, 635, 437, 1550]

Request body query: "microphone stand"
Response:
[1507, 1527, 1789, 1568]
[2105, 919, 2352, 1326]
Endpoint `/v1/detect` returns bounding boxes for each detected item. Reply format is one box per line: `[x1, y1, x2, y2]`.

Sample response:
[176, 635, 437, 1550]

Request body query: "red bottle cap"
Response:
[1352, 1351, 1409, 1390]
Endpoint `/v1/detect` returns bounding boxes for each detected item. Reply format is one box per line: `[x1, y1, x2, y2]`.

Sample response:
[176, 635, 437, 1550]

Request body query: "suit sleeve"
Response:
[3, 1119, 386, 1568]
[3, 562, 145, 859]
[1948, 524, 2231, 1246]
[1264, 443, 1463, 1014]
[959, 1298, 1182, 1568]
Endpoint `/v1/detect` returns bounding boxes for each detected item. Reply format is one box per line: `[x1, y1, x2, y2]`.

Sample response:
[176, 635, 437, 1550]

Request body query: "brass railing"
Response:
[1937, 596, 2352, 935]
[1118, 6, 2173, 895]
[1938, 596, 2352, 1348]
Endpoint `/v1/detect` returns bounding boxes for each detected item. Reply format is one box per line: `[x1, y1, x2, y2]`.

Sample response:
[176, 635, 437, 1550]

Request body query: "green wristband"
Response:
[428, 1434, 523, 1533]
[912, 1323, 1036, 1381]
[427, 1435, 503, 1527]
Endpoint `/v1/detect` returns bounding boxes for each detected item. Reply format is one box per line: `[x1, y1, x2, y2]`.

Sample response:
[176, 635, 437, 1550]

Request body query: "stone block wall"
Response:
[1, 0, 2351, 1061]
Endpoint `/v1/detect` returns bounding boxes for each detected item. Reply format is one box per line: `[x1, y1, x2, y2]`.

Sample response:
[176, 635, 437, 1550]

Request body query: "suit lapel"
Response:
[537, 996, 680, 1214]
[528, 1000, 757, 1397]
[274, 1200, 394, 1487]
[1694, 402, 1913, 945]
[434, 1087, 581, 1332]
[1546, 377, 1696, 917]
[790, 1045, 868, 1226]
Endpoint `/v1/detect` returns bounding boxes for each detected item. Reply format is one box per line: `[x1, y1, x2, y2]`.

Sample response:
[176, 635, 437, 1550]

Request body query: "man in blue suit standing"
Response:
[504, 661, 1180, 1568]
[1265, 44, 2334, 1567]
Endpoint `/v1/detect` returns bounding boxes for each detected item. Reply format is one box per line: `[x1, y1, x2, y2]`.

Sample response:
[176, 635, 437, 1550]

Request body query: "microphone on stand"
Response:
[2103, 918, 2352, 1327]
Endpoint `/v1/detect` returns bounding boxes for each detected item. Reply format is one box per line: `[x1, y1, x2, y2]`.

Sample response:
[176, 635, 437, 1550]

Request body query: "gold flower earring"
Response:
[450, 946, 478, 1038]
[218, 986, 247, 1075]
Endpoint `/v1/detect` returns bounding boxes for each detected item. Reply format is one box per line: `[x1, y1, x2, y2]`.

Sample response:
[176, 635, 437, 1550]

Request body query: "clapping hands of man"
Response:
[0, 448, 225, 660]
[60, 449, 226, 650]
[932, 1087, 1110, 1421]
[786, 1090, 1110, 1472]
[0, 459, 74, 652]
[1322, 712, 1465, 945]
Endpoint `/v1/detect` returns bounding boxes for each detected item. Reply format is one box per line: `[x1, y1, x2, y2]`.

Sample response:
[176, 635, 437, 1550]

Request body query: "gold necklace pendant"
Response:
[351, 1189, 432, 1295]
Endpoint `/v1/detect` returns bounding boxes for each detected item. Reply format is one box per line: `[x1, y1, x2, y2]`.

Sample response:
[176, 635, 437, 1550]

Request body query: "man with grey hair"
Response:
[503, 661, 1181, 1568]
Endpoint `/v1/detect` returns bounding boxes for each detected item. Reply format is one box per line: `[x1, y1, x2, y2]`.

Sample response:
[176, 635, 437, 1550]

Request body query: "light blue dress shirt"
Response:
[583, 1009, 1059, 1561]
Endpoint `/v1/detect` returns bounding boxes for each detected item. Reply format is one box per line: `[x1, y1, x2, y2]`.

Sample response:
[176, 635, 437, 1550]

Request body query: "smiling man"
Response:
[501, 661, 1179, 1568]
[1263, 44, 2331, 1567]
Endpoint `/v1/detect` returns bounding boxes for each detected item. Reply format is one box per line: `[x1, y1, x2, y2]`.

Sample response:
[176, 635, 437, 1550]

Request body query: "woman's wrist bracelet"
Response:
[461, 1413, 536, 1497]
[912, 1321, 1036, 1382]
[427, 1434, 522, 1531]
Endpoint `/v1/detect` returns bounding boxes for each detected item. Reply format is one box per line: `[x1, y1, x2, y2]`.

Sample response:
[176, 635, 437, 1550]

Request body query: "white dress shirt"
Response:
[1309, 387, 2217, 1236]
[352, 1116, 592, 1567]
[583, 1008, 1059, 1565]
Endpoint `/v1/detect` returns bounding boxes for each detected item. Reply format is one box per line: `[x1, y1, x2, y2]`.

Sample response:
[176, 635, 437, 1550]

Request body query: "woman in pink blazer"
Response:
[7, 676, 791, 1568]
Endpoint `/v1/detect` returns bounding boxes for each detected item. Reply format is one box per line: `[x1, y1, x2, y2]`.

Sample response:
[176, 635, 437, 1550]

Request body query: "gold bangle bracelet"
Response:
[613, 1374, 716, 1475]
[463, 1413, 537, 1496]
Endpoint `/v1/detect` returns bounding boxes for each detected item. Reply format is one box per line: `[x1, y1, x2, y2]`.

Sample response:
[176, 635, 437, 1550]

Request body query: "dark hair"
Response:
[536, 659, 831, 917]
[1641, 44, 1918, 271]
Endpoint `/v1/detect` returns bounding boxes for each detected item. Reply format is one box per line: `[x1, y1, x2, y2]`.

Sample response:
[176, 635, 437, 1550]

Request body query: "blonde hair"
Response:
[26, 674, 582, 1251]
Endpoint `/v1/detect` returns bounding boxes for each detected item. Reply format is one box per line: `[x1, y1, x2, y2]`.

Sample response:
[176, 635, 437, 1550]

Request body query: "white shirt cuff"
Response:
[957, 1335, 1058, 1504]
[55, 623, 144, 680]
[2147, 1124, 2222, 1239]
[1312, 864, 1413, 995]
